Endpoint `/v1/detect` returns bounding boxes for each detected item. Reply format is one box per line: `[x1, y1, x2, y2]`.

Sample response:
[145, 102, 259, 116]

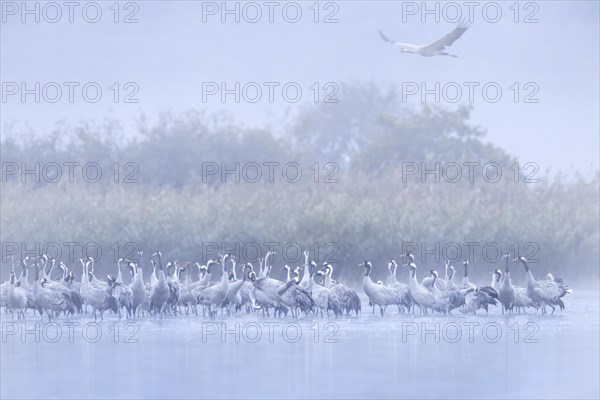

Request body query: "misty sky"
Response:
[1, 1, 599, 174]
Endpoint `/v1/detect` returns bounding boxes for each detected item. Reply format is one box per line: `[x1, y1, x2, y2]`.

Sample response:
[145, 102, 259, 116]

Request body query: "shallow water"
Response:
[1, 292, 599, 399]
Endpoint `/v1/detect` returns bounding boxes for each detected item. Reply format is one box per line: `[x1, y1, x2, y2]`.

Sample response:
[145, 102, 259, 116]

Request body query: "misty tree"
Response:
[352, 104, 514, 173]
[287, 82, 513, 173]
[288, 82, 405, 166]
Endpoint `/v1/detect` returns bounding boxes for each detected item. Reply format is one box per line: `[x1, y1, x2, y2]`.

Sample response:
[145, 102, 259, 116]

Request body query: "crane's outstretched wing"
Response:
[378, 30, 419, 51]
[425, 21, 470, 52]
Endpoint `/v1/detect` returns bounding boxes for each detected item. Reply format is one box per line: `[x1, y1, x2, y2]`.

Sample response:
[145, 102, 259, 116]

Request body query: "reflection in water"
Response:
[1, 293, 599, 399]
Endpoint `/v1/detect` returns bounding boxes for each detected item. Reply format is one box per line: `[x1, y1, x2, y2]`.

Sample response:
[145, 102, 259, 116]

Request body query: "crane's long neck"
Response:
[408, 267, 419, 291]
[363, 271, 374, 289]
[201, 263, 212, 285]
[135, 265, 143, 284]
[521, 260, 535, 286]
[136, 255, 144, 283]
[40, 260, 48, 279]
[308, 273, 316, 290]
[231, 262, 237, 280]
[62, 265, 68, 280]
[463, 263, 468, 278]
[116, 262, 123, 284]
[47, 262, 56, 280]
[323, 268, 332, 287]
[157, 254, 165, 283]
[185, 265, 191, 284]
[300, 266, 310, 285]
[20, 263, 28, 285]
[81, 261, 87, 285]
[431, 274, 440, 294]
[221, 261, 228, 284]
[504, 262, 511, 282]
[388, 264, 398, 284]
[411, 268, 417, 280]
[33, 265, 40, 287]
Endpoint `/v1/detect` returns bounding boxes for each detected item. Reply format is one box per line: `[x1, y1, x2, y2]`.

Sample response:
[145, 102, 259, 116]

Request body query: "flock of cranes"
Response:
[1, 251, 571, 321]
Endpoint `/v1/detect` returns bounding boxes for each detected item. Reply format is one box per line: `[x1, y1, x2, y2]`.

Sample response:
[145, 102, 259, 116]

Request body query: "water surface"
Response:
[1, 293, 598, 399]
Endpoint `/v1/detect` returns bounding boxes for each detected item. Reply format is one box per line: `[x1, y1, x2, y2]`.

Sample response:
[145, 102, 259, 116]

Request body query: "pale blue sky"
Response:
[1, 1, 598, 174]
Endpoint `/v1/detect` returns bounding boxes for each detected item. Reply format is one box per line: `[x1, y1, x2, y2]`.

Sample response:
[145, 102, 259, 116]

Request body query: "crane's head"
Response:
[400, 253, 415, 262]
[430, 270, 438, 278]
[360, 261, 373, 276]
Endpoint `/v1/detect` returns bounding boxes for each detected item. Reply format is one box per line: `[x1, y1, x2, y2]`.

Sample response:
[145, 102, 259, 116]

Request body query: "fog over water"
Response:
[1, 1, 599, 399]
[2, 292, 599, 399]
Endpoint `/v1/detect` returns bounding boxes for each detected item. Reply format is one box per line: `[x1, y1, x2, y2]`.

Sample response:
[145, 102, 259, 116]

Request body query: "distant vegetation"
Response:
[1, 83, 598, 287]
